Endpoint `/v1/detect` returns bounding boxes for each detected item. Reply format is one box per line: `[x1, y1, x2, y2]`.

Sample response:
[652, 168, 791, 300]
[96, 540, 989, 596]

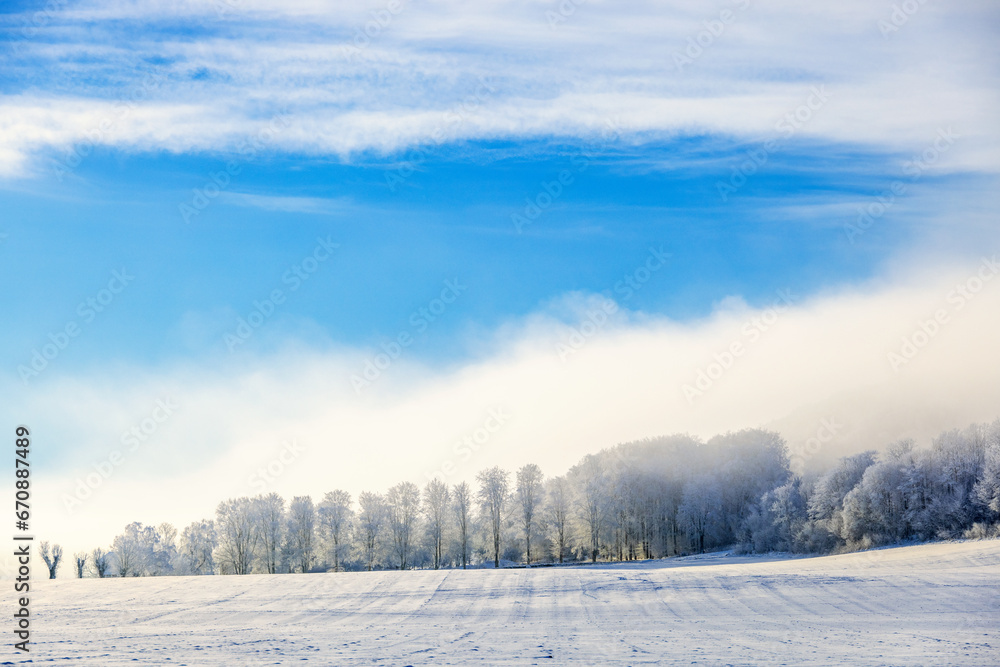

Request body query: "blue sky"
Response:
[1, 0, 998, 552]
[2, 136, 920, 373]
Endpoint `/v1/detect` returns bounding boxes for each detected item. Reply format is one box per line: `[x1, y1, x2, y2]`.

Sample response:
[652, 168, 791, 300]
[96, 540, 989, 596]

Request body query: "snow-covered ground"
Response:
[8, 540, 999, 665]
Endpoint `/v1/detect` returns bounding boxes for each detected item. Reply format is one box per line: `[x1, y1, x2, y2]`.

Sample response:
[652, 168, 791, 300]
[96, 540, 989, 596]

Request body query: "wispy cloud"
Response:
[2, 0, 997, 176]
[221, 192, 351, 214]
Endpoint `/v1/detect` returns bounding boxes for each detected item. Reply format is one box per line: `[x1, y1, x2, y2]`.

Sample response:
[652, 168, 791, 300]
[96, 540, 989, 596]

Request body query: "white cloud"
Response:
[220, 192, 351, 214]
[2, 0, 997, 174]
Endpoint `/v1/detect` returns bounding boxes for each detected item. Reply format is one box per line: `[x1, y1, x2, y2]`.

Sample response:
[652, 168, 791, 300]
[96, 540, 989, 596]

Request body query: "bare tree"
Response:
[318, 490, 353, 572]
[453, 482, 472, 569]
[607, 462, 638, 561]
[678, 477, 719, 554]
[39, 541, 63, 579]
[90, 547, 111, 578]
[287, 496, 316, 573]
[546, 476, 570, 563]
[477, 466, 510, 568]
[516, 464, 545, 565]
[215, 497, 259, 575]
[357, 491, 386, 571]
[423, 479, 450, 569]
[255, 493, 285, 574]
[73, 551, 87, 578]
[573, 456, 608, 562]
[387, 482, 420, 570]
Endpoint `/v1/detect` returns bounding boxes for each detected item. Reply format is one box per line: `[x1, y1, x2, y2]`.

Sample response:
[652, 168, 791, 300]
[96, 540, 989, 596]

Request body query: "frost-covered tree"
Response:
[215, 497, 259, 575]
[545, 476, 570, 563]
[967, 420, 1000, 524]
[254, 493, 285, 574]
[607, 459, 639, 561]
[143, 523, 178, 576]
[73, 551, 87, 578]
[745, 479, 809, 553]
[112, 523, 147, 577]
[452, 482, 472, 569]
[422, 480, 450, 570]
[914, 427, 988, 537]
[39, 541, 63, 579]
[711, 429, 791, 545]
[841, 442, 913, 547]
[569, 455, 608, 562]
[808, 450, 877, 531]
[678, 478, 720, 554]
[180, 519, 217, 575]
[515, 464, 545, 565]
[386, 482, 420, 570]
[477, 467, 510, 568]
[356, 491, 386, 571]
[74, 418, 1000, 577]
[90, 547, 111, 578]
[318, 490, 353, 572]
[974, 438, 1000, 518]
[286, 496, 316, 573]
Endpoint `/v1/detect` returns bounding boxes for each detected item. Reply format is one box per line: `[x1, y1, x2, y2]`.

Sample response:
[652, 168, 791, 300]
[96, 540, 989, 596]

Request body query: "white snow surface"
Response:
[7, 541, 1000, 665]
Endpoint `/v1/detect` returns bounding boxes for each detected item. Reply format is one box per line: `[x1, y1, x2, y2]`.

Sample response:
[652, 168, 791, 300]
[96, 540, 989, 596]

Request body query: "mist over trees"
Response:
[73, 419, 1000, 577]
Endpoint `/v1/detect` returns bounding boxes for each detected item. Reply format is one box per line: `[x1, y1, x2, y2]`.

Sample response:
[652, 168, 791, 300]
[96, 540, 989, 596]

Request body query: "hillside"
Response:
[7, 540, 999, 665]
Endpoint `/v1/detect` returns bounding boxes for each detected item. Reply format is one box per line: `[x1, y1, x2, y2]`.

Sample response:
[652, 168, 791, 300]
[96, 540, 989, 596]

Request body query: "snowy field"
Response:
[7, 541, 999, 666]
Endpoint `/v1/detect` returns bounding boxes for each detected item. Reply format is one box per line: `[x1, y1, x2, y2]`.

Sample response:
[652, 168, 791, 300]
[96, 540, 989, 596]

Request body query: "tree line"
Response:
[51, 419, 1000, 578]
